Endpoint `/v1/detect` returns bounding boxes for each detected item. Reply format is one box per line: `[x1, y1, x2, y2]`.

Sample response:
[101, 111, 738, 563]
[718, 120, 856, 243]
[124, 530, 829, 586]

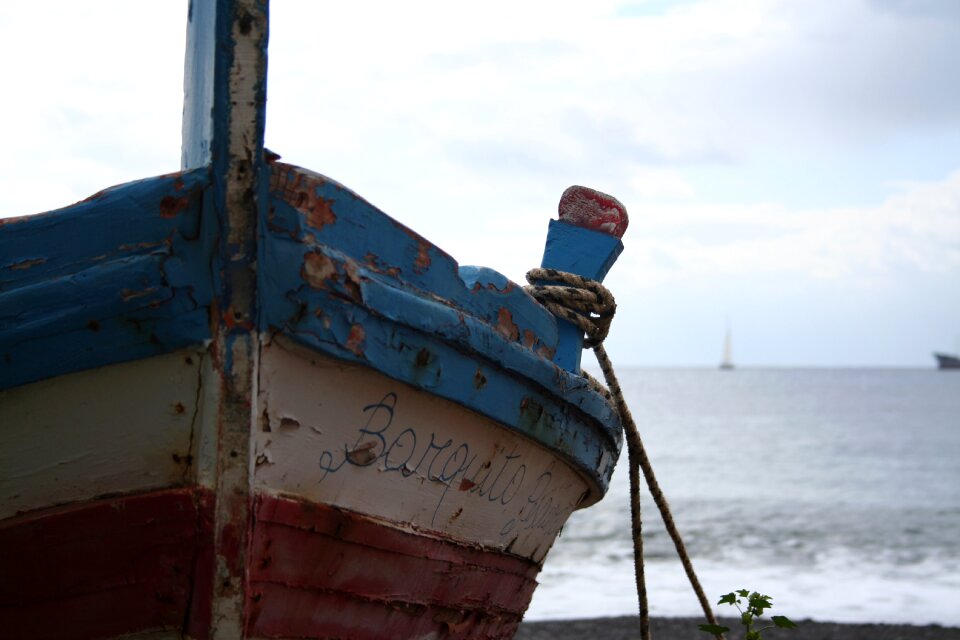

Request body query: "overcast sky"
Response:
[1, 1, 957, 366]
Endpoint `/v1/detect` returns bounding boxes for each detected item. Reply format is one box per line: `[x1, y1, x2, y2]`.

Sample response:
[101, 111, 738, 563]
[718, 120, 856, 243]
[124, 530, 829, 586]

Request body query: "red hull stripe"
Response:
[248, 494, 541, 639]
[0, 488, 214, 640]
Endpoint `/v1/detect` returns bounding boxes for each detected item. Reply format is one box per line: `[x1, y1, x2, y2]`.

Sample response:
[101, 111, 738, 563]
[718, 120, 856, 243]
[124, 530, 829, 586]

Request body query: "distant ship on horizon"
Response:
[933, 352, 960, 370]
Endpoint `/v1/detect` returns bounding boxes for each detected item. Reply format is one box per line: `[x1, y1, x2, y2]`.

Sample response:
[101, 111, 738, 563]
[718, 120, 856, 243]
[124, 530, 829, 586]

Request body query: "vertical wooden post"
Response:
[182, 0, 268, 636]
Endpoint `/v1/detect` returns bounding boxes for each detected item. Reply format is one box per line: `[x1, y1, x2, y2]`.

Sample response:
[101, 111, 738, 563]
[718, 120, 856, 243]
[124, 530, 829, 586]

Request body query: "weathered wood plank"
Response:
[182, 0, 270, 635]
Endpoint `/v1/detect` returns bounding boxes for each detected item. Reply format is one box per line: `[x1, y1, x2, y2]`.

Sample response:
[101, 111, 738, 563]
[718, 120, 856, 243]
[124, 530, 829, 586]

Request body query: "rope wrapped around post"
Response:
[524, 268, 724, 640]
[524, 268, 616, 349]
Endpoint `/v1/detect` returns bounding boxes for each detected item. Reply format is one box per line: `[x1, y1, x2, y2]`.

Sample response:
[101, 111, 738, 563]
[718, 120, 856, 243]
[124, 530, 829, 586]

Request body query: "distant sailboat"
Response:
[720, 327, 734, 370]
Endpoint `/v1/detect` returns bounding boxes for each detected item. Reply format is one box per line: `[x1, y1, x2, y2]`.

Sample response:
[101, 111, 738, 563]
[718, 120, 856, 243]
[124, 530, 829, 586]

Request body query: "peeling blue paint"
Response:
[261, 163, 622, 500]
[0, 169, 213, 389]
[1, 157, 620, 508]
[539, 219, 624, 372]
[0, 157, 622, 501]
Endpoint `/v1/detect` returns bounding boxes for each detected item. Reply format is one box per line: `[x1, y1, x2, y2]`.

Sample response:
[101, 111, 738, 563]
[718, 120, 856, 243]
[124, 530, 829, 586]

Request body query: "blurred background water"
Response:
[526, 368, 960, 625]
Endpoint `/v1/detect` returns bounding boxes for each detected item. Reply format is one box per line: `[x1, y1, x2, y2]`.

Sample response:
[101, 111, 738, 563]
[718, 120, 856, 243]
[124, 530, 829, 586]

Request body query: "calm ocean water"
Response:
[526, 368, 960, 625]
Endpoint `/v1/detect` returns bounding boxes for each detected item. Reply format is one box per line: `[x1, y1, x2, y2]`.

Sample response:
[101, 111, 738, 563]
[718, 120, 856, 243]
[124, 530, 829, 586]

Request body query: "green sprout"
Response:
[698, 589, 798, 639]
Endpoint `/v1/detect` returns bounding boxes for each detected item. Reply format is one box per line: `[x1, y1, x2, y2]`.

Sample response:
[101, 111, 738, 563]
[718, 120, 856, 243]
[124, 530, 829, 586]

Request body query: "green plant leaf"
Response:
[698, 624, 731, 634]
[718, 593, 737, 606]
[737, 589, 751, 597]
[746, 593, 771, 616]
[772, 615, 798, 629]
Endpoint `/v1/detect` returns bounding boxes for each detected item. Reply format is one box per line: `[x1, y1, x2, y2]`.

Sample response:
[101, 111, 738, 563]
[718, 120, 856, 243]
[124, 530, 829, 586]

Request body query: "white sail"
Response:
[720, 326, 734, 370]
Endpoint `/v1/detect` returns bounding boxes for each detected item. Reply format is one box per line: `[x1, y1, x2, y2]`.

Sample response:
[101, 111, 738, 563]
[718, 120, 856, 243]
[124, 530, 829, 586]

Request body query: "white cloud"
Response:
[611, 169, 960, 290]
[2, 0, 957, 365]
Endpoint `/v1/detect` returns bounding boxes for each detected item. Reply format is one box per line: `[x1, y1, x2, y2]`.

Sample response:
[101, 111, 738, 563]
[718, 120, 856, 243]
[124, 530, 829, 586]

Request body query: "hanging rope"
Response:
[525, 268, 723, 640]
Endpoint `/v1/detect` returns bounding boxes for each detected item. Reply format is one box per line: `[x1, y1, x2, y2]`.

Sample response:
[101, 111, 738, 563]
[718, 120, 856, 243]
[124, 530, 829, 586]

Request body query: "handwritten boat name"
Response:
[316, 392, 578, 538]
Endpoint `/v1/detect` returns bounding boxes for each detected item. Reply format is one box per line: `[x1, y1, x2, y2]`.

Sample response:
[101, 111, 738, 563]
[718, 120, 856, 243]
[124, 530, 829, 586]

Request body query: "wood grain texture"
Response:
[248, 493, 538, 639]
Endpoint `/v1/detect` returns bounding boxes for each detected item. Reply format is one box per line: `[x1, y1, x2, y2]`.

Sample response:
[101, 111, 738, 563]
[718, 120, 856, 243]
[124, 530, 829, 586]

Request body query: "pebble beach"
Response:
[515, 617, 960, 640]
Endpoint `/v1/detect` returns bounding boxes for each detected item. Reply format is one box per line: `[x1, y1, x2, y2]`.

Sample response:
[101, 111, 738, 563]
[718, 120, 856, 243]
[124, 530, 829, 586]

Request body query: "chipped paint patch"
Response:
[120, 287, 160, 302]
[522, 329, 537, 349]
[301, 251, 336, 289]
[6, 257, 47, 271]
[272, 170, 337, 230]
[536, 344, 556, 360]
[159, 195, 190, 218]
[496, 308, 520, 342]
[345, 324, 365, 356]
[474, 368, 487, 390]
[413, 239, 431, 274]
[302, 192, 336, 229]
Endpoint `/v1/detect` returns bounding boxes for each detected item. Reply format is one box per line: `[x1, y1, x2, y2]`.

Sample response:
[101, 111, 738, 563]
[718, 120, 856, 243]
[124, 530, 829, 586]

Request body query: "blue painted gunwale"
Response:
[262, 161, 621, 498]
[540, 219, 624, 372]
[0, 169, 213, 390]
[0, 160, 622, 498]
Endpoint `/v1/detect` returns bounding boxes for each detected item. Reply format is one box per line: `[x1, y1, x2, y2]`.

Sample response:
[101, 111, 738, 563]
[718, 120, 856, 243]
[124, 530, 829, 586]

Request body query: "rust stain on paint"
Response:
[363, 252, 401, 279]
[159, 195, 189, 218]
[413, 240, 431, 274]
[118, 241, 165, 252]
[536, 344, 556, 360]
[120, 287, 159, 302]
[496, 308, 520, 342]
[522, 329, 537, 349]
[221, 305, 253, 330]
[343, 261, 363, 302]
[346, 324, 366, 356]
[270, 165, 336, 229]
[7, 257, 47, 270]
[474, 368, 487, 390]
[302, 194, 336, 230]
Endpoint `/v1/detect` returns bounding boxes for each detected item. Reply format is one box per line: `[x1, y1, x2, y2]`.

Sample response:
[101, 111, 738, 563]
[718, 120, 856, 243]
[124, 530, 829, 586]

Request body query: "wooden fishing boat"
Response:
[0, 2, 625, 639]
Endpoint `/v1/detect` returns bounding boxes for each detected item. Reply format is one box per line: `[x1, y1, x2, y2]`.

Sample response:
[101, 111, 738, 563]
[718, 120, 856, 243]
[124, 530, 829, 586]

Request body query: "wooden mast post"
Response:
[182, 0, 269, 635]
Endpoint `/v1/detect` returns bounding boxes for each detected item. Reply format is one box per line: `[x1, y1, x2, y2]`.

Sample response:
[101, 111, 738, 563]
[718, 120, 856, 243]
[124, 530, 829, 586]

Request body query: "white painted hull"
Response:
[255, 340, 590, 562]
[1, 339, 591, 566]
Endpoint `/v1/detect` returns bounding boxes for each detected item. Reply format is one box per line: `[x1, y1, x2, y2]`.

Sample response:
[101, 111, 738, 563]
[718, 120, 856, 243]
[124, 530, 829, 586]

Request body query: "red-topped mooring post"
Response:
[538, 186, 628, 373]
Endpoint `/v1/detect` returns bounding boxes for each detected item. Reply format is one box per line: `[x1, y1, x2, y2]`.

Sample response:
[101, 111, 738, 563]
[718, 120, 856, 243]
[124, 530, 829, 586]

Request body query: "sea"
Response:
[525, 368, 960, 626]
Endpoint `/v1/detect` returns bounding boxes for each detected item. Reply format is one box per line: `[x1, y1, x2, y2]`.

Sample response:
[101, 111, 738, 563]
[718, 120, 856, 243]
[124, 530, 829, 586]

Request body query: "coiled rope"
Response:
[525, 267, 723, 640]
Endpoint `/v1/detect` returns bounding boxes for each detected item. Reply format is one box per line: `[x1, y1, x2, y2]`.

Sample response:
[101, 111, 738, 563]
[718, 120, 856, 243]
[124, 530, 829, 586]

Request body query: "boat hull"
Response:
[0, 485, 541, 639]
[934, 352, 960, 370]
[0, 339, 607, 638]
[1, 159, 622, 638]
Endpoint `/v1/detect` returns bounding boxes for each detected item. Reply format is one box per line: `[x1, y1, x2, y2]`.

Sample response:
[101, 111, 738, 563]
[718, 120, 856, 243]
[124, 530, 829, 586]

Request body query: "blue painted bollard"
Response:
[539, 186, 629, 373]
